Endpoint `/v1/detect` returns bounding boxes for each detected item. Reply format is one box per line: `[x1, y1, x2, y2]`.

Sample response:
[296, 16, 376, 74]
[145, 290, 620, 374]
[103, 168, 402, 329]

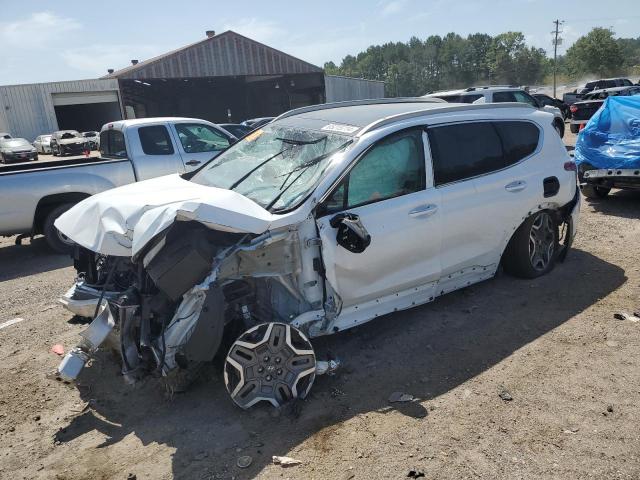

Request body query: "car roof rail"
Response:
[273, 97, 447, 122]
[465, 85, 520, 91]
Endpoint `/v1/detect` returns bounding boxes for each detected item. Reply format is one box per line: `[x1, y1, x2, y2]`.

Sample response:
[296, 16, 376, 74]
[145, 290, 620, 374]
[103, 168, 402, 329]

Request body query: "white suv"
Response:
[55, 98, 580, 409]
[424, 86, 566, 138]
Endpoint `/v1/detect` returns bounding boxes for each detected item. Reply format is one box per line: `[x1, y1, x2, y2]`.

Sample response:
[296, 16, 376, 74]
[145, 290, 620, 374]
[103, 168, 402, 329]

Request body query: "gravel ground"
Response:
[1, 130, 639, 479]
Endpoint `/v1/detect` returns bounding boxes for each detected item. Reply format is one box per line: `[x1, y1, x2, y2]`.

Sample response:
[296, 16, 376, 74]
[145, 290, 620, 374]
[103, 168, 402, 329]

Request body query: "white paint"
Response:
[0, 317, 25, 330]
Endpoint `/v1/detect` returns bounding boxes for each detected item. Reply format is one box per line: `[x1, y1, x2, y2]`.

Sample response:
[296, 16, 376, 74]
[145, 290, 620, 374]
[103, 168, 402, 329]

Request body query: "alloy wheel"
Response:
[224, 323, 316, 409]
[528, 212, 556, 271]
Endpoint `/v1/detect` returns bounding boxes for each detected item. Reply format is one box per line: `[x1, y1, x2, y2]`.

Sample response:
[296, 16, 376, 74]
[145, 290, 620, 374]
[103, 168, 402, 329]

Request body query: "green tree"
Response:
[565, 28, 624, 77]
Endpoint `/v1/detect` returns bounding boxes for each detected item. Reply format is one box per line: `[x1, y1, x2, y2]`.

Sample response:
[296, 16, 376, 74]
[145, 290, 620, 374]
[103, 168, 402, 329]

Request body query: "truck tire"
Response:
[581, 184, 610, 199]
[503, 211, 558, 279]
[43, 203, 75, 254]
[570, 124, 579, 134]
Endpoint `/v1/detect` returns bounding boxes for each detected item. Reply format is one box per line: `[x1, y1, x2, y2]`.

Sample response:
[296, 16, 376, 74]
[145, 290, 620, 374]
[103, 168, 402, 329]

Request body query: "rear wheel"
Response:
[581, 184, 610, 198]
[43, 203, 75, 253]
[224, 322, 316, 409]
[503, 211, 558, 279]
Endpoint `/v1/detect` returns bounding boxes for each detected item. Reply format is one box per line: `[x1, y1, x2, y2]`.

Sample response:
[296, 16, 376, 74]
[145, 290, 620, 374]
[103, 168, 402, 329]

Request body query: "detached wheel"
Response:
[503, 211, 558, 279]
[581, 184, 610, 199]
[224, 322, 316, 409]
[43, 203, 75, 254]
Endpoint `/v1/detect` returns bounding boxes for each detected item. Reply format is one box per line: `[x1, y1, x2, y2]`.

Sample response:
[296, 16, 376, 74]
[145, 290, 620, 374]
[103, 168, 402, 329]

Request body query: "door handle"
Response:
[408, 204, 438, 217]
[505, 180, 527, 192]
[185, 160, 201, 166]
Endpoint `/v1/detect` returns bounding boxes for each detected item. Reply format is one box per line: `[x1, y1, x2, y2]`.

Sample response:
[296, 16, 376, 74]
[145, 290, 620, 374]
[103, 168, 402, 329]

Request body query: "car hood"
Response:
[54, 174, 275, 257]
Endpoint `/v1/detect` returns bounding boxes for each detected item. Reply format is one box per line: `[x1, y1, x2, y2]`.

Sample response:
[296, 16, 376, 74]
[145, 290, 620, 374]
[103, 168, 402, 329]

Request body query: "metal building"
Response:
[0, 79, 123, 142]
[0, 30, 384, 140]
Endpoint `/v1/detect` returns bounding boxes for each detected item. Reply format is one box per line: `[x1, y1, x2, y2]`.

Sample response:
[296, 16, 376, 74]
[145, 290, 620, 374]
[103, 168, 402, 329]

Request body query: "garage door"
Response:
[52, 91, 120, 106]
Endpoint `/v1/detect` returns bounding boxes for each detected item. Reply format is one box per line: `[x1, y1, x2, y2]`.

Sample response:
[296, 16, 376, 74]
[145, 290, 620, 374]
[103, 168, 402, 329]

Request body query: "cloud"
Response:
[221, 18, 284, 44]
[379, 0, 408, 16]
[61, 44, 163, 76]
[0, 12, 81, 49]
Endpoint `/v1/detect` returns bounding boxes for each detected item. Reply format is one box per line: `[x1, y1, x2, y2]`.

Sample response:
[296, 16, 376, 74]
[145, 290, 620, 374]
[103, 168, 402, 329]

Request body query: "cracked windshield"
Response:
[191, 125, 353, 211]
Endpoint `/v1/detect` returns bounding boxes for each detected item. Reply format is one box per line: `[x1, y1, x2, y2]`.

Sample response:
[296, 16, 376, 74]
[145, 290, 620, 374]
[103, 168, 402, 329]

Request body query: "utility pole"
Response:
[552, 20, 564, 98]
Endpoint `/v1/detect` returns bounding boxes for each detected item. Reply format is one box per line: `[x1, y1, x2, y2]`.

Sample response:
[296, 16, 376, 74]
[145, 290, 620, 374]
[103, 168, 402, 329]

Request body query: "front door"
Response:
[316, 128, 441, 308]
[171, 122, 232, 172]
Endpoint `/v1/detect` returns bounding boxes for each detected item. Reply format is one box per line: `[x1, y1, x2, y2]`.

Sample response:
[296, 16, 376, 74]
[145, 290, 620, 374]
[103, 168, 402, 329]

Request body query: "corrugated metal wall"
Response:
[0, 79, 120, 141]
[107, 31, 323, 80]
[325, 75, 385, 102]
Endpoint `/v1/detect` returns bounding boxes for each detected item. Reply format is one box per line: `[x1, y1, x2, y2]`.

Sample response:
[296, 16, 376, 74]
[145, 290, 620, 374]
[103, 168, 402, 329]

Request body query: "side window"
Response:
[324, 129, 425, 212]
[138, 125, 174, 155]
[175, 123, 230, 153]
[100, 130, 127, 159]
[494, 122, 540, 166]
[428, 122, 503, 185]
[513, 91, 539, 107]
[493, 91, 517, 102]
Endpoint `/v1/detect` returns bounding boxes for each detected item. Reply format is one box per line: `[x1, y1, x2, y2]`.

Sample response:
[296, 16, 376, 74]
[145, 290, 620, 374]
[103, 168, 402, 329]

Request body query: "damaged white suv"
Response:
[56, 98, 580, 409]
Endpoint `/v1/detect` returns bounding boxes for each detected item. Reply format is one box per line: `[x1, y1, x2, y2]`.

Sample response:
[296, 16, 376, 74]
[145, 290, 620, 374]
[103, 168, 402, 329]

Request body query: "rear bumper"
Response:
[580, 168, 640, 190]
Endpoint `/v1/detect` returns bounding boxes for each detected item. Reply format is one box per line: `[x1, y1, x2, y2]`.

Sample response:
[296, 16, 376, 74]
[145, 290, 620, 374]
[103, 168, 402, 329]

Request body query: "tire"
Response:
[1, 153, 6, 164]
[43, 203, 76, 254]
[503, 211, 558, 279]
[33, 154, 38, 161]
[52, 144, 59, 156]
[581, 184, 610, 199]
[554, 120, 565, 138]
[570, 124, 579, 134]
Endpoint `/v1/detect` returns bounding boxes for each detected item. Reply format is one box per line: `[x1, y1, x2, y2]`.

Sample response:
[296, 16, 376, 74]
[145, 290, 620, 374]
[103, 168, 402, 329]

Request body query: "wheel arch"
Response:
[33, 192, 91, 233]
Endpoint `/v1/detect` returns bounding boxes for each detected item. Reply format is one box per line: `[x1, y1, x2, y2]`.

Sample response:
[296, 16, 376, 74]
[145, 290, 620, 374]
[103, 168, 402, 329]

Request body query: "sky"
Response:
[1, 0, 639, 85]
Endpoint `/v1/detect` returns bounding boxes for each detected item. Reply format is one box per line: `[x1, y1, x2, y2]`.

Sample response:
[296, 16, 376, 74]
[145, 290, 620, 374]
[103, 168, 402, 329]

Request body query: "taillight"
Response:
[570, 105, 578, 113]
[564, 161, 577, 171]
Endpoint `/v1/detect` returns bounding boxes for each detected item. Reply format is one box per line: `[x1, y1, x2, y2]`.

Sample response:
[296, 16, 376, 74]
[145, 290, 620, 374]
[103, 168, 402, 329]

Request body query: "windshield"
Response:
[60, 131, 80, 139]
[4, 139, 31, 148]
[191, 125, 353, 212]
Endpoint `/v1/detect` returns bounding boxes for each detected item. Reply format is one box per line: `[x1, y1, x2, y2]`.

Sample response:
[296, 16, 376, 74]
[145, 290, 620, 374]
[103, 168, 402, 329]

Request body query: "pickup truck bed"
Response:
[0, 156, 136, 251]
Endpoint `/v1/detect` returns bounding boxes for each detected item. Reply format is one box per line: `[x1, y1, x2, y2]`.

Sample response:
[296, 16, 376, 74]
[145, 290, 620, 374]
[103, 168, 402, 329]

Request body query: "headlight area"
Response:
[57, 221, 315, 386]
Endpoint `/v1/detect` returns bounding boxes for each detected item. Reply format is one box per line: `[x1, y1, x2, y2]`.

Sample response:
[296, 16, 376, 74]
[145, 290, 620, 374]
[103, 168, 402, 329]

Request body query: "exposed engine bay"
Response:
[58, 218, 336, 407]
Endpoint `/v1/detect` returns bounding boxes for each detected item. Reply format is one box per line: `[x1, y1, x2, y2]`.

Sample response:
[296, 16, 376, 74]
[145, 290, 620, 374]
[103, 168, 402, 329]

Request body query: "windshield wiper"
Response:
[266, 139, 353, 211]
[276, 136, 327, 146]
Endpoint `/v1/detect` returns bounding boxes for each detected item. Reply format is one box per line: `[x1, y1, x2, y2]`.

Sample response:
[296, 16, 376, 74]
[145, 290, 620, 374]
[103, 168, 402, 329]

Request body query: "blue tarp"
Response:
[574, 95, 640, 170]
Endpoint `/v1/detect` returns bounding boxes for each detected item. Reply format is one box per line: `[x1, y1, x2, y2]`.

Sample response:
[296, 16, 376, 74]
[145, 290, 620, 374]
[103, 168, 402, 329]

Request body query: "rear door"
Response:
[316, 127, 441, 308]
[170, 122, 233, 171]
[131, 124, 185, 181]
[427, 120, 541, 275]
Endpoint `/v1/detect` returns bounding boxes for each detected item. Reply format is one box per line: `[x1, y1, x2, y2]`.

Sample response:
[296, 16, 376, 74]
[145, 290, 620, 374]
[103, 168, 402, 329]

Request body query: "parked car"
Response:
[33, 134, 52, 154]
[532, 93, 570, 120]
[424, 86, 566, 137]
[569, 85, 640, 133]
[0, 132, 12, 140]
[50, 130, 89, 156]
[0, 117, 236, 252]
[241, 116, 275, 129]
[82, 131, 100, 150]
[562, 78, 634, 105]
[575, 96, 640, 198]
[54, 98, 579, 409]
[218, 123, 253, 138]
[0, 137, 38, 163]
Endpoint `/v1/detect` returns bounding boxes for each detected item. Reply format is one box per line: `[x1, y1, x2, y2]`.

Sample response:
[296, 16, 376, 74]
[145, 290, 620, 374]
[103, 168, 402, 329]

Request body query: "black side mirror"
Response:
[329, 213, 371, 253]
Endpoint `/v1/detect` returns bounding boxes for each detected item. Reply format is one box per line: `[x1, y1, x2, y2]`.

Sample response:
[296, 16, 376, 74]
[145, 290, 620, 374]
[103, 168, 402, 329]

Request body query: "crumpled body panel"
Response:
[54, 174, 274, 257]
[574, 96, 640, 170]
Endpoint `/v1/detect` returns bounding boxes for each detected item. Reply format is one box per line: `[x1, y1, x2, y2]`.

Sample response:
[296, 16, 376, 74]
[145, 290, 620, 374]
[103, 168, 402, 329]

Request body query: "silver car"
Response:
[33, 134, 52, 154]
[0, 137, 38, 163]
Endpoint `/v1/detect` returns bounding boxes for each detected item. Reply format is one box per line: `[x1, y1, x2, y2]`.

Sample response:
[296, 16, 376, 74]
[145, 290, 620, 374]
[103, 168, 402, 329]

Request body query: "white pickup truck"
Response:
[0, 117, 235, 252]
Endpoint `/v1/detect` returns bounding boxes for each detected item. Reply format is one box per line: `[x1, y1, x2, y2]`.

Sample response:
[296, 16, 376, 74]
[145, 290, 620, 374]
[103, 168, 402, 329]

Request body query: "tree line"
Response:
[324, 28, 640, 97]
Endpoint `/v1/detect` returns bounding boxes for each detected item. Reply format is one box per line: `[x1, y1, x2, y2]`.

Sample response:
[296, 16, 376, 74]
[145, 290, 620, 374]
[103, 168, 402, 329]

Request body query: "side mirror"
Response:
[329, 213, 371, 253]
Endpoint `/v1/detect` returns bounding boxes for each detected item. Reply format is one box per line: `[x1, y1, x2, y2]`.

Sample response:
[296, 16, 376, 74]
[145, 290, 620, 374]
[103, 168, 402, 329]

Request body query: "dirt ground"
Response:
[1, 130, 639, 479]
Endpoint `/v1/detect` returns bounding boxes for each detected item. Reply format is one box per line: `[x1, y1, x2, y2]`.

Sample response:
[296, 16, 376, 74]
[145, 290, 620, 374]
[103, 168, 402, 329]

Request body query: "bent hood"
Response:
[55, 174, 274, 257]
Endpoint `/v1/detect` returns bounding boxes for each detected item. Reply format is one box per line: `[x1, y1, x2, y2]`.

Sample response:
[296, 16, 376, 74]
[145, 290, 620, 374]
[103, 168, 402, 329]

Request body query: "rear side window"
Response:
[100, 130, 127, 159]
[428, 121, 540, 186]
[493, 91, 517, 102]
[138, 125, 174, 155]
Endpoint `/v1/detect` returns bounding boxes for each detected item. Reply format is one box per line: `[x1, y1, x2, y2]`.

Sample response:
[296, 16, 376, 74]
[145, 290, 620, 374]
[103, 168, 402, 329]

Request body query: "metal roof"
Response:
[102, 30, 323, 80]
